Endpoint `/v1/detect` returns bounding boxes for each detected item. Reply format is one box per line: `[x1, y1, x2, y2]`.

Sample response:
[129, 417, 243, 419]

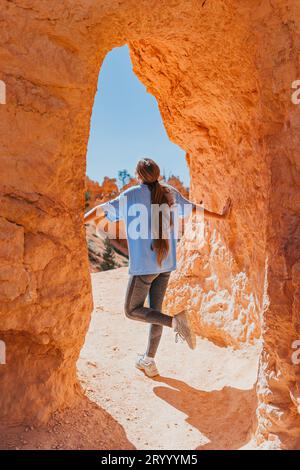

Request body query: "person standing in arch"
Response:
[85, 158, 231, 377]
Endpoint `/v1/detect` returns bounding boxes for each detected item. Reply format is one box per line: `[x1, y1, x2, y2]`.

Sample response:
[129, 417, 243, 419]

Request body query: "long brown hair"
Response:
[136, 158, 174, 266]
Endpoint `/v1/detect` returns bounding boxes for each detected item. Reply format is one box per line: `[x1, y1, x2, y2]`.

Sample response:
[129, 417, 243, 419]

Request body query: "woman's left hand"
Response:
[222, 197, 232, 218]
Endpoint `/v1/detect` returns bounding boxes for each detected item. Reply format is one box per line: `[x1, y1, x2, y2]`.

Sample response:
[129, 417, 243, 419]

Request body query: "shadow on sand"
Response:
[153, 375, 257, 450]
[0, 394, 135, 450]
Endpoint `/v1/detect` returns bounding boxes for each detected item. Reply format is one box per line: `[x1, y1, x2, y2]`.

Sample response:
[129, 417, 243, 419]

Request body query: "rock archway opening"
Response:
[84, 43, 190, 272]
[78, 40, 261, 450]
[1, 0, 300, 450]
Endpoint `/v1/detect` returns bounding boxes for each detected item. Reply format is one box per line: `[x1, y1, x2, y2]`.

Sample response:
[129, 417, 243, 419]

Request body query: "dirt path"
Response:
[0, 267, 260, 450]
[77, 267, 260, 450]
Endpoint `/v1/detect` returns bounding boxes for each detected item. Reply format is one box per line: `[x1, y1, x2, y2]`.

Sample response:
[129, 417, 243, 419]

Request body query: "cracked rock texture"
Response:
[0, 0, 300, 449]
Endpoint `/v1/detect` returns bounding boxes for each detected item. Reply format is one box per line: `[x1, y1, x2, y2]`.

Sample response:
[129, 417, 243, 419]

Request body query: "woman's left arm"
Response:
[173, 186, 232, 221]
[193, 197, 232, 220]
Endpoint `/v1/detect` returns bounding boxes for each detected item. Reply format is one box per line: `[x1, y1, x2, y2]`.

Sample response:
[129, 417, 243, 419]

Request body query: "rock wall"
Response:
[0, 0, 299, 448]
[129, 30, 267, 347]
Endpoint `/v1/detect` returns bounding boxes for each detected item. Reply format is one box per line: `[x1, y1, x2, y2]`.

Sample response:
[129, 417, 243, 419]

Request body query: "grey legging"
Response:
[124, 272, 173, 358]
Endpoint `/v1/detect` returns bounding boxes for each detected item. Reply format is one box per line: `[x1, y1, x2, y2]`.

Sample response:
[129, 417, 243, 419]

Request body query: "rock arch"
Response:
[0, 0, 299, 448]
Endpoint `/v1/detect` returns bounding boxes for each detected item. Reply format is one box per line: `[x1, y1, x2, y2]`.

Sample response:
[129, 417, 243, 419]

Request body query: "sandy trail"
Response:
[78, 267, 260, 450]
[0, 267, 260, 450]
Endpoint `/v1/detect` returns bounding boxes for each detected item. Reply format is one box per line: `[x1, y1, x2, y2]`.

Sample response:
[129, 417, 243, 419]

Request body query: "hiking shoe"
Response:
[135, 354, 159, 377]
[173, 311, 196, 350]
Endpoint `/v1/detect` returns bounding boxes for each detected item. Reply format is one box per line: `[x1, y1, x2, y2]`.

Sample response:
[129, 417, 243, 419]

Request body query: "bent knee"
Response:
[124, 304, 135, 319]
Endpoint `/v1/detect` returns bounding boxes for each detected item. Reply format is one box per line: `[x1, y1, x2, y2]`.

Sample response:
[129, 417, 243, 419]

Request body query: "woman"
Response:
[85, 158, 231, 377]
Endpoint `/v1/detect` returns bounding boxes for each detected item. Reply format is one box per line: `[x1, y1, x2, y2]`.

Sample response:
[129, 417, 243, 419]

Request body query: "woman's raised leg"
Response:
[124, 273, 172, 328]
[146, 272, 171, 358]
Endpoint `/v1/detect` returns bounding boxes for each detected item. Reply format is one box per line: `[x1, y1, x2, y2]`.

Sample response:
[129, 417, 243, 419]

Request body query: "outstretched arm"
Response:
[84, 205, 105, 223]
[84, 192, 124, 225]
[173, 186, 232, 221]
[193, 197, 232, 220]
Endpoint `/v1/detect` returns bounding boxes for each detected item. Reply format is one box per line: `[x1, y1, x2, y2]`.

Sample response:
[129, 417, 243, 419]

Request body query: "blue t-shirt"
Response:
[97, 183, 193, 276]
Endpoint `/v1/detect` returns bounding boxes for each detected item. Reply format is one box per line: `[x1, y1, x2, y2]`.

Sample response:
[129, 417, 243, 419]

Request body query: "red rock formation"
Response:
[85, 176, 128, 271]
[166, 175, 189, 200]
[0, 0, 299, 448]
[85, 176, 119, 210]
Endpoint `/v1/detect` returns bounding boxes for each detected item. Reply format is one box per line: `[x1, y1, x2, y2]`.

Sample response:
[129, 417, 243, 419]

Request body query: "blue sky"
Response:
[86, 45, 189, 187]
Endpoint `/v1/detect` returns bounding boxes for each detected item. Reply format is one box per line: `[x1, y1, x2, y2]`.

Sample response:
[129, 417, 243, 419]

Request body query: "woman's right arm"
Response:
[85, 191, 125, 225]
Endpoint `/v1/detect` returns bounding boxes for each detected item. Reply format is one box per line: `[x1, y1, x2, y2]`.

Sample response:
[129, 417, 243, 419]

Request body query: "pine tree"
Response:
[100, 237, 118, 271]
[118, 169, 131, 188]
[84, 190, 91, 209]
